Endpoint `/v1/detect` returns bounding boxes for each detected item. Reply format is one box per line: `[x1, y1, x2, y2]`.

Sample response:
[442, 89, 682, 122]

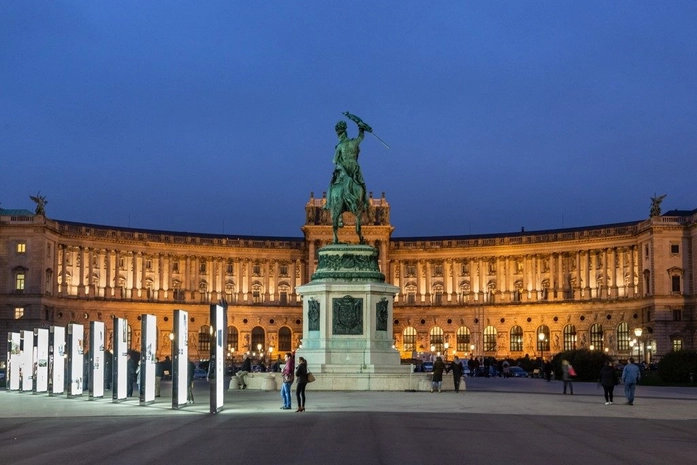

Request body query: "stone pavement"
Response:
[1, 377, 696, 464]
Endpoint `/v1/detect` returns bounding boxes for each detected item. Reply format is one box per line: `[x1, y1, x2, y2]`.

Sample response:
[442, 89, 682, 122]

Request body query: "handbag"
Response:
[568, 366, 577, 377]
[307, 372, 316, 383]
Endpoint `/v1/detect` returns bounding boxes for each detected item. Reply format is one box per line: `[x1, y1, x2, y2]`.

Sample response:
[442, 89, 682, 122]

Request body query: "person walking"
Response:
[561, 359, 574, 395]
[295, 357, 308, 412]
[447, 356, 464, 393]
[280, 352, 294, 410]
[621, 357, 641, 405]
[187, 359, 196, 404]
[431, 356, 446, 392]
[126, 353, 136, 397]
[543, 360, 553, 382]
[598, 360, 618, 405]
[155, 359, 164, 397]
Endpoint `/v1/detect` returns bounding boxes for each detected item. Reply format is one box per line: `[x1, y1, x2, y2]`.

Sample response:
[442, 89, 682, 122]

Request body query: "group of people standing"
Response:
[280, 352, 309, 412]
[430, 356, 466, 393]
[557, 357, 642, 405]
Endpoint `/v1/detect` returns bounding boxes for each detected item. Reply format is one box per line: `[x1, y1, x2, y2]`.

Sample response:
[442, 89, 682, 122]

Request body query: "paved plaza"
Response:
[1, 377, 696, 465]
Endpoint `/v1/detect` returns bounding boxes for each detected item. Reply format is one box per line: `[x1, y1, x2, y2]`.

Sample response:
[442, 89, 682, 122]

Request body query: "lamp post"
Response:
[430, 344, 436, 362]
[444, 342, 450, 361]
[634, 328, 643, 365]
[538, 332, 546, 362]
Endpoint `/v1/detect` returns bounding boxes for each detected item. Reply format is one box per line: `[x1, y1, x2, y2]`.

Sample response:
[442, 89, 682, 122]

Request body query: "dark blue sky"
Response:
[2, 2, 695, 237]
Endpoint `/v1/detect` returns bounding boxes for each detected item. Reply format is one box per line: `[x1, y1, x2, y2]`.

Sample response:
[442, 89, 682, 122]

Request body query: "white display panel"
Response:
[21, 330, 34, 392]
[210, 304, 225, 414]
[140, 314, 157, 404]
[50, 326, 66, 395]
[34, 328, 49, 393]
[90, 321, 105, 398]
[7, 332, 20, 391]
[113, 318, 128, 401]
[172, 309, 188, 408]
[67, 323, 84, 396]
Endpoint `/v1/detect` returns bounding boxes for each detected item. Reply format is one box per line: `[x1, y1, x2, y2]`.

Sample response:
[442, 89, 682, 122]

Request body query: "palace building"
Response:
[1, 193, 695, 366]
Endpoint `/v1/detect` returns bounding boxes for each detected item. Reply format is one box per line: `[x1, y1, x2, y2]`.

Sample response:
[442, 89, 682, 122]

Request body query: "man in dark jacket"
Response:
[126, 354, 136, 397]
[448, 356, 464, 393]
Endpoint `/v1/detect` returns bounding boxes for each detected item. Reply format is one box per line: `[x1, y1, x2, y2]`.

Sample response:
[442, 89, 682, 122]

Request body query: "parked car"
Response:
[507, 366, 529, 378]
[193, 368, 207, 379]
[422, 361, 434, 372]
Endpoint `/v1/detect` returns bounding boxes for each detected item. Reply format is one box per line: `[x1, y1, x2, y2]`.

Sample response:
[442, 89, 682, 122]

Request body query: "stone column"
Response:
[574, 250, 582, 299]
[629, 246, 637, 297]
[610, 248, 618, 298]
[60, 245, 68, 295]
[477, 257, 485, 301]
[77, 246, 86, 295]
[424, 260, 432, 304]
[264, 259, 271, 303]
[589, 250, 596, 298]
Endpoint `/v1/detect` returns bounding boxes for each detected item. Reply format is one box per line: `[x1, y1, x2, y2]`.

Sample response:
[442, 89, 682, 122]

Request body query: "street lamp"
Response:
[470, 344, 475, 361]
[430, 344, 436, 361]
[538, 333, 546, 361]
[444, 342, 450, 361]
[634, 328, 643, 365]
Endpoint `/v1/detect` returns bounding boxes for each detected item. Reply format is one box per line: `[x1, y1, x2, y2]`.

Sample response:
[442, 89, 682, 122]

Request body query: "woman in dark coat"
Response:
[295, 357, 308, 412]
[431, 356, 446, 393]
[598, 360, 618, 405]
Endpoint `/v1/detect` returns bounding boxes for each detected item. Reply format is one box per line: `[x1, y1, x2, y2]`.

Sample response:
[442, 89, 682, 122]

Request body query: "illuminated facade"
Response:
[1, 194, 695, 365]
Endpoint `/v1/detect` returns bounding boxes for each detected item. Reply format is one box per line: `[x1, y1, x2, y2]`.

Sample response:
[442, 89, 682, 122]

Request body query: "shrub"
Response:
[657, 350, 697, 383]
[552, 349, 611, 382]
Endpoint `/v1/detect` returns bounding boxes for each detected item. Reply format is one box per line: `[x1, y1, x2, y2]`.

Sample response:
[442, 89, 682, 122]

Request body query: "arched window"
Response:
[403, 327, 416, 353]
[510, 326, 523, 352]
[536, 325, 550, 352]
[616, 322, 629, 351]
[590, 323, 604, 351]
[563, 325, 576, 351]
[251, 326, 265, 353]
[227, 326, 238, 354]
[429, 327, 444, 353]
[278, 327, 292, 352]
[483, 326, 497, 352]
[456, 327, 471, 352]
[199, 325, 211, 353]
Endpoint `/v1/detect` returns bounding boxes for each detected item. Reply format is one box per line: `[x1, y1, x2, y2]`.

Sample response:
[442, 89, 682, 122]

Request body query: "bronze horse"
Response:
[326, 168, 367, 244]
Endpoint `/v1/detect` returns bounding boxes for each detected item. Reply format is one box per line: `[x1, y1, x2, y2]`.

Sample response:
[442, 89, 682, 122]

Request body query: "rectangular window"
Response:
[672, 309, 682, 321]
[252, 290, 261, 303]
[279, 265, 288, 276]
[672, 276, 681, 293]
[118, 258, 125, 269]
[145, 259, 153, 271]
[433, 264, 443, 276]
[172, 261, 179, 273]
[406, 265, 416, 277]
[253, 265, 261, 275]
[434, 291, 443, 305]
[15, 307, 24, 319]
[226, 263, 234, 275]
[199, 262, 207, 274]
[672, 339, 682, 351]
[17, 242, 26, 253]
[670, 244, 680, 254]
[199, 330, 211, 353]
[407, 292, 416, 305]
[280, 292, 288, 305]
[16, 273, 25, 291]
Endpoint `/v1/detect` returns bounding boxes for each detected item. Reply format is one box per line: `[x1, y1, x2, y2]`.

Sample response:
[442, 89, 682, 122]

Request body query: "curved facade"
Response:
[2, 193, 695, 365]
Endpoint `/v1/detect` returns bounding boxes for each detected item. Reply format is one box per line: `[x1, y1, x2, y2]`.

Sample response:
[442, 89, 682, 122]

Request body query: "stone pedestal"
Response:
[295, 244, 412, 388]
